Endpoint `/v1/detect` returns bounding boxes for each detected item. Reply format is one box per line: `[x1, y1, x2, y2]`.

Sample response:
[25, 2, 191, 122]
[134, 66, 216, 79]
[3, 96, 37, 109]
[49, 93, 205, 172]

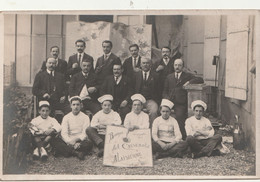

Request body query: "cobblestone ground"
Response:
[26, 143, 255, 177]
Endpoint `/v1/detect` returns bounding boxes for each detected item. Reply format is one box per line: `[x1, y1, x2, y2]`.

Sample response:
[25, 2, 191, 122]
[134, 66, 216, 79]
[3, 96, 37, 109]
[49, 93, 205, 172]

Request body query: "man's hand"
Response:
[157, 141, 168, 150]
[74, 142, 81, 150]
[156, 65, 164, 72]
[183, 81, 190, 88]
[43, 93, 50, 99]
[60, 96, 66, 103]
[133, 67, 141, 72]
[166, 141, 177, 149]
[97, 125, 107, 129]
[72, 63, 78, 69]
[35, 130, 44, 135]
[44, 129, 55, 135]
[120, 100, 128, 108]
[88, 87, 97, 93]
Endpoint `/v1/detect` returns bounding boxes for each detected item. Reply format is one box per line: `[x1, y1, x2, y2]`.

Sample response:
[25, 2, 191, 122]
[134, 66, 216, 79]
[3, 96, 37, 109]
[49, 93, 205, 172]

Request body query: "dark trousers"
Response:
[113, 103, 131, 124]
[186, 134, 222, 157]
[50, 137, 93, 157]
[82, 99, 101, 115]
[171, 104, 187, 140]
[152, 140, 189, 158]
[86, 127, 105, 149]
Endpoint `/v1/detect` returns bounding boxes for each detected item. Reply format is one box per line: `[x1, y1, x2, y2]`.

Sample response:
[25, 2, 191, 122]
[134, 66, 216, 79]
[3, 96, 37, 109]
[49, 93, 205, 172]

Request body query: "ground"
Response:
[26, 143, 255, 176]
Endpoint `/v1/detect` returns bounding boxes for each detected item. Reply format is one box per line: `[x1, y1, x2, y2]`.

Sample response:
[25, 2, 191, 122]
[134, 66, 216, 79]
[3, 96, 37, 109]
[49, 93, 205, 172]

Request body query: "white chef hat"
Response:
[160, 99, 174, 109]
[98, 94, 113, 103]
[39, 101, 50, 108]
[69, 96, 82, 103]
[131, 94, 146, 104]
[191, 100, 207, 111]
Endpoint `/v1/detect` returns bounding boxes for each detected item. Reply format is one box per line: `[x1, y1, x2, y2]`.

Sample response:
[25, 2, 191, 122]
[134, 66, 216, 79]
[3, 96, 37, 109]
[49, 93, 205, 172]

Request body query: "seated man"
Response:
[32, 57, 68, 117]
[69, 59, 101, 115]
[185, 100, 222, 159]
[29, 101, 61, 161]
[86, 94, 122, 157]
[124, 94, 149, 131]
[51, 96, 93, 160]
[133, 57, 160, 127]
[100, 63, 133, 121]
[152, 99, 188, 159]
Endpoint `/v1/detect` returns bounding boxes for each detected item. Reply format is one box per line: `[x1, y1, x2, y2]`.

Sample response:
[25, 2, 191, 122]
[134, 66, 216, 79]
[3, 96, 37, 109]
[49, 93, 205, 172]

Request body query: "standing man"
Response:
[133, 57, 160, 126]
[67, 39, 94, 78]
[95, 40, 121, 86]
[41, 46, 68, 81]
[153, 47, 176, 100]
[163, 59, 204, 140]
[69, 59, 101, 115]
[100, 63, 133, 121]
[123, 44, 141, 79]
[33, 58, 67, 115]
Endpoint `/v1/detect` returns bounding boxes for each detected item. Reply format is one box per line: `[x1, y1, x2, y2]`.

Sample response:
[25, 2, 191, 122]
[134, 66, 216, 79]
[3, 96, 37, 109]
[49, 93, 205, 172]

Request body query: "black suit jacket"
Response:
[133, 70, 160, 103]
[95, 53, 121, 85]
[41, 58, 69, 81]
[123, 56, 141, 79]
[163, 71, 204, 106]
[152, 58, 175, 82]
[32, 70, 66, 101]
[69, 71, 99, 100]
[67, 53, 94, 77]
[100, 75, 133, 105]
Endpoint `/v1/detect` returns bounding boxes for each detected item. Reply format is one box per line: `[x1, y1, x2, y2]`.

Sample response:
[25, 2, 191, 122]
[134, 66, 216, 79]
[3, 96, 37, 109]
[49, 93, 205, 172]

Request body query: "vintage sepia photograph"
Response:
[1, 8, 259, 180]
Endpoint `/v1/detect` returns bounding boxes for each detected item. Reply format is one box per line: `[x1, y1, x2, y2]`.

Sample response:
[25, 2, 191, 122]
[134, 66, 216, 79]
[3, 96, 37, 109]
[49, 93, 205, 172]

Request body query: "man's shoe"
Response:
[75, 151, 85, 160]
[40, 147, 48, 161]
[98, 149, 104, 157]
[33, 148, 40, 160]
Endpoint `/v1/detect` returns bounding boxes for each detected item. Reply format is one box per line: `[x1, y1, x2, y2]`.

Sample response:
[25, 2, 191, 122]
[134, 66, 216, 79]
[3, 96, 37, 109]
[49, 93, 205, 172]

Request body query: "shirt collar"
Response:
[82, 71, 88, 76]
[132, 55, 139, 60]
[46, 69, 54, 75]
[104, 52, 112, 58]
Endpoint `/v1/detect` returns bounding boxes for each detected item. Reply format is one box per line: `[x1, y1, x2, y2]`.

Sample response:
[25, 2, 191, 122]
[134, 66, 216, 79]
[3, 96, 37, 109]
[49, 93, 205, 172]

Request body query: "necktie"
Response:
[50, 71, 54, 77]
[105, 54, 108, 60]
[84, 74, 88, 79]
[133, 58, 136, 68]
[175, 73, 179, 80]
[115, 76, 118, 84]
[144, 72, 147, 81]
[78, 54, 82, 62]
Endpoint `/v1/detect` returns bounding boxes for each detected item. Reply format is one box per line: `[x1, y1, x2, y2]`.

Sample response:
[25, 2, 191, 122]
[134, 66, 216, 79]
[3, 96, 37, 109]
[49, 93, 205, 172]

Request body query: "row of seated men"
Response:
[29, 96, 222, 161]
[32, 39, 204, 141]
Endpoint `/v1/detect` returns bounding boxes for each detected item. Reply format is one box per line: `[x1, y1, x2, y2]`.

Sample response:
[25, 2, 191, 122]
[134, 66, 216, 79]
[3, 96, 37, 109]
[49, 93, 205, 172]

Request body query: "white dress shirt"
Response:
[185, 116, 214, 140]
[61, 112, 90, 145]
[124, 111, 149, 129]
[30, 116, 61, 135]
[152, 116, 182, 143]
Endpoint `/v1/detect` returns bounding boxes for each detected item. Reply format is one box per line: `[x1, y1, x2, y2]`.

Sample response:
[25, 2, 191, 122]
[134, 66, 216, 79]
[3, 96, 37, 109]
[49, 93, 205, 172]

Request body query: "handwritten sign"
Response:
[103, 126, 153, 167]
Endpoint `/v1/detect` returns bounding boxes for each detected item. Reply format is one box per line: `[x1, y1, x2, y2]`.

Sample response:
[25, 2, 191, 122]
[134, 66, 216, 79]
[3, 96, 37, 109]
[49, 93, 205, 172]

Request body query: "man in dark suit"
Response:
[33, 58, 67, 115]
[67, 39, 94, 78]
[163, 59, 204, 140]
[133, 57, 160, 126]
[40, 46, 69, 81]
[153, 47, 176, 100]
[69, 59, 101, 115]
[95, 40, 121, 86]
[123, 44, 141, 79]
[100, 63, 133, 121]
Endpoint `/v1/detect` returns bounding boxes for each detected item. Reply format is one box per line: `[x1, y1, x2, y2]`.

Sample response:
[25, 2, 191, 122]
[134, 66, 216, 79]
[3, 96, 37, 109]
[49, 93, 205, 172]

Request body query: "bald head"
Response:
[140, 57, 152, 72]
[174, 59, 184, 73]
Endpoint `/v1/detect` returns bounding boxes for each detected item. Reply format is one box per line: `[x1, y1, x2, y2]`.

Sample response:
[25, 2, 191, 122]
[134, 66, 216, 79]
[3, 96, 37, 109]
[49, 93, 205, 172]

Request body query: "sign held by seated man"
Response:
[103, 125, 153, 167]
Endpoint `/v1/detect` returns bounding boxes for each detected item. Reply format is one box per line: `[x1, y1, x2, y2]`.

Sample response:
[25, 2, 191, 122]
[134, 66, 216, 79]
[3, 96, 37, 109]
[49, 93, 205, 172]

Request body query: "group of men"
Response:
[33, 39, 204, 140]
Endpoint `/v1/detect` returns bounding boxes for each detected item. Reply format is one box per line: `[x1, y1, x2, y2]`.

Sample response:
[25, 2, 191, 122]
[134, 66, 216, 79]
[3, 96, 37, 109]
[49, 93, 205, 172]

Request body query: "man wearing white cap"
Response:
[152, 99, 188, 159]
[124, 94, 149, 130]
[185, 100, 222, 158]
[29, 101, 61, 161]
[86, 94, 122, 157]
[133, 57, 160, 126]
[51, 96, 93, 160]
[163, 58, 204, 140]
